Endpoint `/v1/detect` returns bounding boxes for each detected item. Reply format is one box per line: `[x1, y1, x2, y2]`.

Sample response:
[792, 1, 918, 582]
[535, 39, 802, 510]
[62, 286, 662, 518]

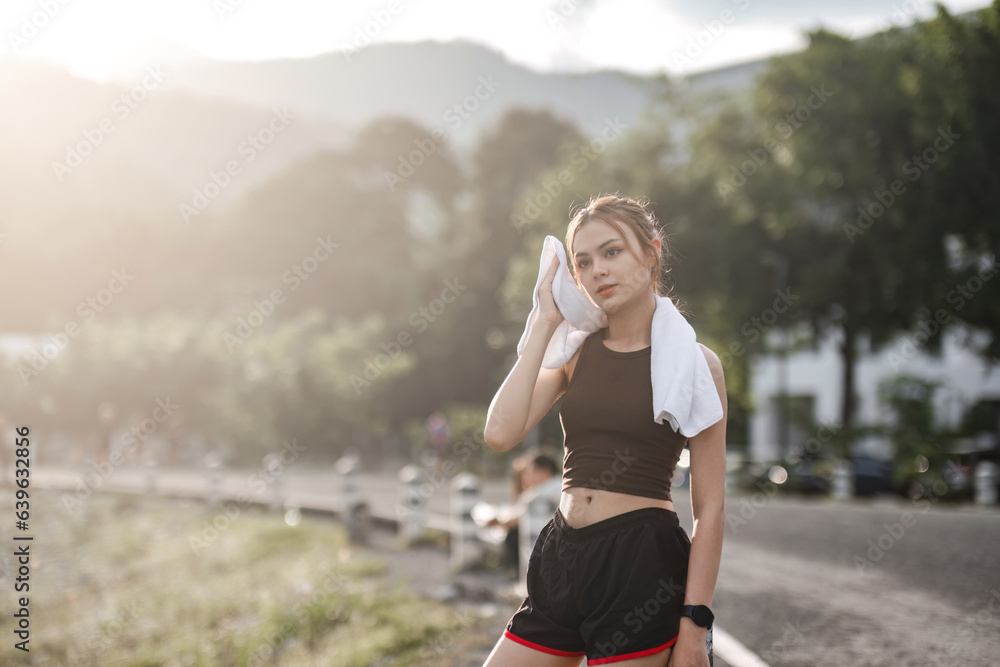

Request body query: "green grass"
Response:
[2, 488, 477, 666]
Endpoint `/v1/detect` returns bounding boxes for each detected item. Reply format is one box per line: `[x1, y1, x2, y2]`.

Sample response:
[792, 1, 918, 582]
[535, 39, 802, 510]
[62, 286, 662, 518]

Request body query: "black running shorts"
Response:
[504, 505, 706, 665]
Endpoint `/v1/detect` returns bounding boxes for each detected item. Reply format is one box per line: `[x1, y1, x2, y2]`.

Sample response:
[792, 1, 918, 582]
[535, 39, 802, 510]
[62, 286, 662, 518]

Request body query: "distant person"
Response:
[426, 410, 451, 475]
[483, 193, 727, 666]
[487, 450, 560, 570]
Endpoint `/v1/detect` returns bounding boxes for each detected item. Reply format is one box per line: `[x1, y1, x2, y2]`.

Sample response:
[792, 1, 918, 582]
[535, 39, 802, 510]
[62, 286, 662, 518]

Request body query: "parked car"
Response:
[740, 455, 889, 498]
[850, 455, 895, 497]
[736, 457, 833, 496]
[734, 459, 788, 494]
[784, 458, 834, 495]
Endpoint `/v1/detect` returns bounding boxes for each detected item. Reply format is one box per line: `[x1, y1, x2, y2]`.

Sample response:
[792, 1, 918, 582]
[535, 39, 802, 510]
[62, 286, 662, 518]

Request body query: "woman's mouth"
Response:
[597, 284, 617, 297]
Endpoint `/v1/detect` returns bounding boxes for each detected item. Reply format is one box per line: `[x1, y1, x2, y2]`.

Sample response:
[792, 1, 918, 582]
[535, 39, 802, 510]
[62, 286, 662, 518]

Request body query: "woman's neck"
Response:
[603, 291, 656, 346]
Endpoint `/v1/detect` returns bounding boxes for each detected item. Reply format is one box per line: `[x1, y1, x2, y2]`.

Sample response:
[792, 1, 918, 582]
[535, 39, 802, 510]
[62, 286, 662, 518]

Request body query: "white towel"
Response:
[516, 235, 724, 438]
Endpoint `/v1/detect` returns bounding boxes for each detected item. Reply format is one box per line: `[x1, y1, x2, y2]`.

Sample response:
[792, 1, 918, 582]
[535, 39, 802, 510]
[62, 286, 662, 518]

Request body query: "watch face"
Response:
[687, 605, 713, 626]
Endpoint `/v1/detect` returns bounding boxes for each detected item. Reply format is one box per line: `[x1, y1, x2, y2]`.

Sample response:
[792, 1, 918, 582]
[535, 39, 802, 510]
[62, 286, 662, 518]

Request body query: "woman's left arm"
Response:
[672, 344, 728, 665]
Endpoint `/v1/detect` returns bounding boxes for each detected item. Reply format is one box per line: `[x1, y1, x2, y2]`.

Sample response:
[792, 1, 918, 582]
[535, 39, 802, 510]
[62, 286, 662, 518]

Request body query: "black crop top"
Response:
[558, 327, 688, 501]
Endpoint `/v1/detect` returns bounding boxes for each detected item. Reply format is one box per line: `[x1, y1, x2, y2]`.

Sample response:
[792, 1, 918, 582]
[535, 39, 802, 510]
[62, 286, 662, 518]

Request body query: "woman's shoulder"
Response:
[697, 343, 724, 379]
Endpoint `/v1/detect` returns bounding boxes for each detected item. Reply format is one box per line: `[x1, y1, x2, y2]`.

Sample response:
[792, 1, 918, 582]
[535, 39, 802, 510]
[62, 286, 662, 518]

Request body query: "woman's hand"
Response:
[538, 256, 565, 327]
[667, 624, 711, 667]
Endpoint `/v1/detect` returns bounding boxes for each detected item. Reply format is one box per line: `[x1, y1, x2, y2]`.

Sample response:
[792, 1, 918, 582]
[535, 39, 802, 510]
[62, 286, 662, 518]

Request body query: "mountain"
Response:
[7, 15, 971, 332]
[0, 61, 351, 223]
[145, 39, 765, 151]
[0, 38, 783, 230]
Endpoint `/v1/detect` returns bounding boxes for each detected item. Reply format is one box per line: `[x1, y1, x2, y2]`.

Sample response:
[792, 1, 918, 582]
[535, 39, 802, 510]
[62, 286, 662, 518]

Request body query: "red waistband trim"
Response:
[587, 633, 678, 664]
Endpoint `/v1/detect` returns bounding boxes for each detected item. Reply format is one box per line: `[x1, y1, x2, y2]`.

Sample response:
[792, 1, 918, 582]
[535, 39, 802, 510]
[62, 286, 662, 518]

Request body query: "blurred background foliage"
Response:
[3, 2, 999, 474]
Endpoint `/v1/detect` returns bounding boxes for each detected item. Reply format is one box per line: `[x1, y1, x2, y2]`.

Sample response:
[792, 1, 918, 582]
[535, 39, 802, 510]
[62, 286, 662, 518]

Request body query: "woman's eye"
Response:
[578, 249, 617, 269]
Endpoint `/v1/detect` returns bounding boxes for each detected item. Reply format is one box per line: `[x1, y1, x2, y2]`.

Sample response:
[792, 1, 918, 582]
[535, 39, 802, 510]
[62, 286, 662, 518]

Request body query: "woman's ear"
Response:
[647, 238, 661, 268]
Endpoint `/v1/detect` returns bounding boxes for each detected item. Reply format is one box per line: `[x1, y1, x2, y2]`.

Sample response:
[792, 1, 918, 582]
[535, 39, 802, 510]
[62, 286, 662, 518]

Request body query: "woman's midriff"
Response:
[559, 485, 674, 529]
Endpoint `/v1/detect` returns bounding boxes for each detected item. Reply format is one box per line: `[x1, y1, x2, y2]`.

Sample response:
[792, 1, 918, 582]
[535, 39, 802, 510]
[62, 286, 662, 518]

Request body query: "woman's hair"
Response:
[565, 192, 681, 305]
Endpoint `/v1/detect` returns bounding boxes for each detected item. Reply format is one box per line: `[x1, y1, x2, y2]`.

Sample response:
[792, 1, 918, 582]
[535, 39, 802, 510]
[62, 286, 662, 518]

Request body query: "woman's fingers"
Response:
[544, 257, 560, 289]
[537, 257, 563, 325]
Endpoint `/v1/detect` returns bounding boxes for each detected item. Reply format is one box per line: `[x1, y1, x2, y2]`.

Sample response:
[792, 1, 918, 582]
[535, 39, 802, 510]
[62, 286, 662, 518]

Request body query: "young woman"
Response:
[482, 193, 728, 667]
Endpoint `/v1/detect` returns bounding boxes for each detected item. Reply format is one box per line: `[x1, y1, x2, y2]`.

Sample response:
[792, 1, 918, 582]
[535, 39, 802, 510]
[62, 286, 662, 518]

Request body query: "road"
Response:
[690, 493, 1000, 666]
[26, 464, 1000, 666]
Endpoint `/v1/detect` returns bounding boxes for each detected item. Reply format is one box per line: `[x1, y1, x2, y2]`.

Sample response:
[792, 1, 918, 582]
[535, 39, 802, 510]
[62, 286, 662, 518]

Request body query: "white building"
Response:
[749, 323, 1000, 463]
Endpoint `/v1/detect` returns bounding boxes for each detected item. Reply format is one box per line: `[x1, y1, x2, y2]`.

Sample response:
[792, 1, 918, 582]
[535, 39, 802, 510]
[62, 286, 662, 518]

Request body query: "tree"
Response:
[907, 2, 1000, 359]
[719, 24, 977, 453]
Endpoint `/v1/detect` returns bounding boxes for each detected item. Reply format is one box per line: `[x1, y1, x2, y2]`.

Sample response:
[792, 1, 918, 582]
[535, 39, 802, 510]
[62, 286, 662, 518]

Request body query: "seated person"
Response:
[487, 449, 560, 569]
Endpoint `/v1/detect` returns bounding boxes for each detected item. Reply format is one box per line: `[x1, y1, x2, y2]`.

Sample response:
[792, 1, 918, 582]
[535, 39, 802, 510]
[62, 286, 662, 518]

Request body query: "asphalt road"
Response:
[672, 493, 1000, 667]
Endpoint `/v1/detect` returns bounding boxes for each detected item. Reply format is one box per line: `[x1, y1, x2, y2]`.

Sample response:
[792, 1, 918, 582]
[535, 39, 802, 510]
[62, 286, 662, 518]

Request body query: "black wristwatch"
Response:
[681, 604, 714, 628]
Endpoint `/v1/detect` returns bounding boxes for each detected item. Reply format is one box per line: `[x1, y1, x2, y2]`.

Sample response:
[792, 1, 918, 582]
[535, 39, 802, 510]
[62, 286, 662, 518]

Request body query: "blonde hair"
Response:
[566, 192, 685, 312]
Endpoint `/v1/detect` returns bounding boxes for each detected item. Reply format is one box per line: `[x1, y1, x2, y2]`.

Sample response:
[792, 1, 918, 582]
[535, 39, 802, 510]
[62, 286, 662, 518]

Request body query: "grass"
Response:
[1, 487, 482, 666]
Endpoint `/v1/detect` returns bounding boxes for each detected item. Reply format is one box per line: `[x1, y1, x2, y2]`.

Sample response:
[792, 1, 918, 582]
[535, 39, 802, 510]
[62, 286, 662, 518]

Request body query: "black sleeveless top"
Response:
[558, 327, 689, 501]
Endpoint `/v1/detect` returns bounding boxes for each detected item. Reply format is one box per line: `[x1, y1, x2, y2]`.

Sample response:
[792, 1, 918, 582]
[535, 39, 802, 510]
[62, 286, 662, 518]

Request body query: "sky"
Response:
[0, 0, 991, 82]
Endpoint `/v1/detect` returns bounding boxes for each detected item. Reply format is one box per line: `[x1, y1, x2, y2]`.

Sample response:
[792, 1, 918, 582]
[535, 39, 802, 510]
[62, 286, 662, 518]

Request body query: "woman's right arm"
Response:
[484, 320, 565, 451]
[484, 257, 566, 452]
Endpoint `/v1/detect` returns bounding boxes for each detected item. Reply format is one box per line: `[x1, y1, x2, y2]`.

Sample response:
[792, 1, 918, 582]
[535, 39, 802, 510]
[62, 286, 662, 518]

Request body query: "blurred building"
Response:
[749, 323, 1000, 462]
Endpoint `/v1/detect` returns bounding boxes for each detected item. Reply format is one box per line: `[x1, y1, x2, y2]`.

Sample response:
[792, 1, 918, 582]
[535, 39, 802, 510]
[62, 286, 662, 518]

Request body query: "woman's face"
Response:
[572, 219, 653, 313]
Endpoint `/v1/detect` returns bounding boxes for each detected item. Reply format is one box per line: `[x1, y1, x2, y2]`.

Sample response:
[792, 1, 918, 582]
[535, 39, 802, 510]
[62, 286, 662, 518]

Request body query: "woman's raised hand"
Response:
[538, 256, 565, 327]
